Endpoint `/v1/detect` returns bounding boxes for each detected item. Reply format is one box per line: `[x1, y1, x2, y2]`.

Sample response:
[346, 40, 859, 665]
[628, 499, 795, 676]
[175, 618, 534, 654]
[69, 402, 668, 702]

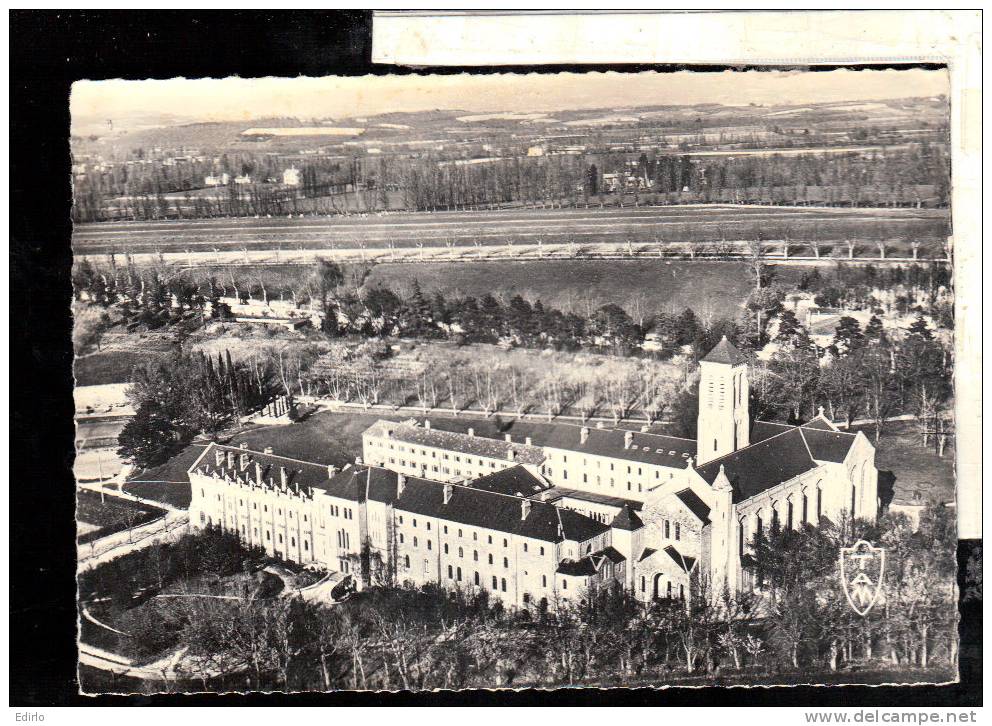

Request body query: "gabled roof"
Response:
[611, 503, 645, 531]
[520, 424, 696, 469]
[540, 486, 643, 511]
[191, 443, 333, 495]
[701, 336, 745, 366]
[751, 418, 856, 464]
[663, 545, 697, 574]
[750, 420, 794, 444]
[395, 476, 609, 544]
[364, 419, 546, 466]
[800, 426, 857, 463]
[802, 417, 836, 432]
[696, 427, 818, 503]
[675, 488, 712, 524]
[468, 465, 550, 497]
[557, 546, 626, 576]
[638, 547, 658, 562]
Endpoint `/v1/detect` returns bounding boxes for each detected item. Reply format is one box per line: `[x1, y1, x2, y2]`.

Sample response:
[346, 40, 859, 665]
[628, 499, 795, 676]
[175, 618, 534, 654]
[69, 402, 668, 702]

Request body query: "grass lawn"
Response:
[76, 489, 166, 544]
[74, 351, 158, 386]
[852, 420, 956, 507]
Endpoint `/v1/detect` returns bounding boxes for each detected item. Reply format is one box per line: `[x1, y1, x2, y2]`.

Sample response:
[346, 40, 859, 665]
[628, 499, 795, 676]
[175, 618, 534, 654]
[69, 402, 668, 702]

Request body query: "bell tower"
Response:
[696, 336, 749, 465]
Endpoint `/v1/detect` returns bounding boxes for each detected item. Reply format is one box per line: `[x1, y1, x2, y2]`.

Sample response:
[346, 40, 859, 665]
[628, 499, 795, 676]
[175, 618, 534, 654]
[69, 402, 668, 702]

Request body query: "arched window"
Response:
[492, 575, 498, 589]
[474, 571, 480, 586]
[473, 550, 478, 561]
[501, 578, 507, 592]
[787, 500, 794, 530]
[802, 493, 808, 524]
[664, 520, 670, 538]
[488, 553, 493, 565]
[640, 575, 646, 593]
[679, 584, 685, 601]
[771, 507, 779, 533]
[413, 536, 418, 547]
[443, 543, 449, 554]
[713, 438, 718, 452]
[503, 557, 509, 568]
[817, 486, 822, 521]
[738, 518, 745, 555]
[458, 546, 463, 558]
[447, 565, 453, 579]
[667, 582, 673, 599]
[404, 554, 410, 568]
[675, 522, 681, 541]
[755, 514, 763, 539]
[456, 567, 462, 581]
[851, 485, 857, 518]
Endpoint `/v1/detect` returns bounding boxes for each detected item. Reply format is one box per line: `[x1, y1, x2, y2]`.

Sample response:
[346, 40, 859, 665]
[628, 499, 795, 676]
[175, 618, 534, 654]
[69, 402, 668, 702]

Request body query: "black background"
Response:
[9, 9, 981, 707]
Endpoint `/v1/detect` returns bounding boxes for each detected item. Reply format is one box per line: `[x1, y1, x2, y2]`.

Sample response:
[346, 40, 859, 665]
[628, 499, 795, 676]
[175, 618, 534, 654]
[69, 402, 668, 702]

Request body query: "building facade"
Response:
[189, 339, 878, 607]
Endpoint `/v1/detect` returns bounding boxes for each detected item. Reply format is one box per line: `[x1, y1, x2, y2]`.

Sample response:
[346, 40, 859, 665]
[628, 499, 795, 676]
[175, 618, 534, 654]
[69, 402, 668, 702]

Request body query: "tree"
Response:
[767, 345, 821, 422]
[864, 314, 886, 344]
[906, 313, 934, 341]
[832, 316, 866, 356]
[117, 401, 185, 469]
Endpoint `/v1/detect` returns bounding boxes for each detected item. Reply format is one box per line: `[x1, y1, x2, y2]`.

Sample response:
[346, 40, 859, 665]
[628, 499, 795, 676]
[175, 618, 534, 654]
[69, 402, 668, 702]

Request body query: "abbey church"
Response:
[189, 337, 878, 607]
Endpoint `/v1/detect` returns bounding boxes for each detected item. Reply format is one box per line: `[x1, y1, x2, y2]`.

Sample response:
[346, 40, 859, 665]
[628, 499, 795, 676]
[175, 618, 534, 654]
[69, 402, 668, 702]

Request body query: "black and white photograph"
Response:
[9, 9, 982, 711]
[68, 66, 964, 694]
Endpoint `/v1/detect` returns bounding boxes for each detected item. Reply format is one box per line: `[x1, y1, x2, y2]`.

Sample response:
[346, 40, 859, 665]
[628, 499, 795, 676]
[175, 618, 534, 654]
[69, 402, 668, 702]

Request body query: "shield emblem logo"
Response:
[840, 540, 886, 616]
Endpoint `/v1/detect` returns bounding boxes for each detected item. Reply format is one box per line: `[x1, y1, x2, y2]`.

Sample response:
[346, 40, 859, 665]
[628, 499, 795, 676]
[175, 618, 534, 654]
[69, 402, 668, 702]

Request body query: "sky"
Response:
[71, 68, 948, 128]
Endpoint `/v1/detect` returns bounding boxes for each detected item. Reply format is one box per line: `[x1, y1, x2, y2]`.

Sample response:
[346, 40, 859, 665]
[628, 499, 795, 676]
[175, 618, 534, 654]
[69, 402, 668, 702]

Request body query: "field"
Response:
[74, 351, 160, 387]
[76, 489, 166, 544]
[367, 259, 809, 317]
[850, 421, 956, 508]
[73, 204, 950, 259]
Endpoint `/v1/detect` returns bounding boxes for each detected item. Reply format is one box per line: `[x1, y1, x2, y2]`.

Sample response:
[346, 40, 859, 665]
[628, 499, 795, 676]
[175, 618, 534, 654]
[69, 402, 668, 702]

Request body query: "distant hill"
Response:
[72, 97, 947, 157]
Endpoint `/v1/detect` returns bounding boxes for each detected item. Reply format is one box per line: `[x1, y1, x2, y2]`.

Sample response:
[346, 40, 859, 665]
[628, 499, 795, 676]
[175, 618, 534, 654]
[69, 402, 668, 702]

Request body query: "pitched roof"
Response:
[701, 336, 745, 366]
[191, 443, 333, 496]
[468, 465, 551, 497]
[557, 558, 599, 576]
[695, 427, 818, 503]
[557, 546, 626, 576]
[750, 420, 794, 444]
[663, 545, 697, 574]
[611, 503, 645, 531]
[751, 419, 856, 463]
[675, 488, 712, 524]
[521, 423, 696, 469]
[365, 419, 546, 466]
[541, 485, 643, 512]
[395, 476, 609, 544]
[799, 426, 857, 463]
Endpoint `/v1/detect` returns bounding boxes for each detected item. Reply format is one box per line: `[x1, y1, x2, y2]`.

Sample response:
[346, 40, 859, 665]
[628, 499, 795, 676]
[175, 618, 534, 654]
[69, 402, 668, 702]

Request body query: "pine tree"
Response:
[864, 314, 885, 343]
[832, 316, 866, 355]
[907, 313, 933, 341]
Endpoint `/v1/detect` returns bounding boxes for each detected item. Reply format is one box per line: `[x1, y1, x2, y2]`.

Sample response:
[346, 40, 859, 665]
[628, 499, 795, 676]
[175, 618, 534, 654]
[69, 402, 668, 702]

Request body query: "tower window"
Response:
[713, 439, 718, 452]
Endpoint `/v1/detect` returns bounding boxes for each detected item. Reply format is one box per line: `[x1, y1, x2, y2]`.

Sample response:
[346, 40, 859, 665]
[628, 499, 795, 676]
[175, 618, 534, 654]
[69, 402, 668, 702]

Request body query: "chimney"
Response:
[595, 421, 605, 429]
[507, 448, 516, 461]
[255, 461, 263, 485]
[521, 499, 532, 520]
[504, 433, 512, 442]
[280, 467, 288, 487]
[355, 455, 363, 466]
[443, 483, 454, 505]
[624, 431, 633, 449]
[467, 427, 475, 437]
[397, 473, 406, 497]
[327, 464, 338, 478]
[686, 456, 695, 469]
[525, 436, 532, 446]
[264, 446, 274, 454]
[424, 419, 431, 430]
[385, 428, 393, 439]
[226, 451, 235, 469]
[640, 425, 650, 433]
[580, 427, 589, 444]
[239, 442, 248, 449]
[239, 453, 249, 470]
[215, 449, 224, 466]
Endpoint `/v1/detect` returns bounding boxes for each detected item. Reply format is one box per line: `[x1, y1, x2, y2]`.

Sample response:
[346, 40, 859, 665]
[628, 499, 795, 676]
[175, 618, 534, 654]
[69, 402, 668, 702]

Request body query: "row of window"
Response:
[201, 514, 313, 554]
[739, 489, 823, 554]
[377, 439, 502, 469]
